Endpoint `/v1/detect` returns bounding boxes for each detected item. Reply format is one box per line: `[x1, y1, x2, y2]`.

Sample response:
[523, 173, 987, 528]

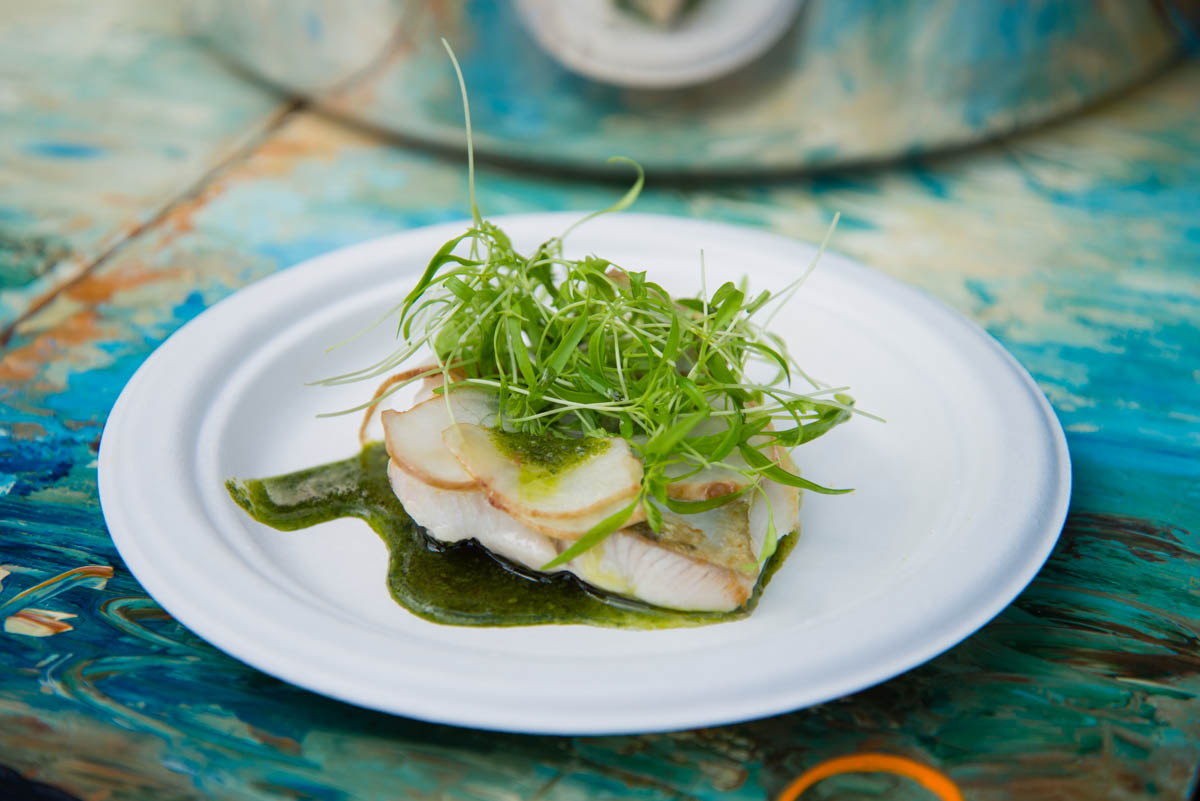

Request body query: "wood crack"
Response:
[0, 98, 306, 349]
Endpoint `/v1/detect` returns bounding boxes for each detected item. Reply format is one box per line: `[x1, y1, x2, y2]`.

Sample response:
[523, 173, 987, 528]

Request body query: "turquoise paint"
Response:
[224, 0, 1180, 176]
[0, 0, 284, 327]
[0, 32, 1197, 801]
[0, 230, 70, 288]
[172, 291, 207, 323]
[24, 142, 106, 159]
[964, 279, 997, 306]
[304, 11, 322, 41]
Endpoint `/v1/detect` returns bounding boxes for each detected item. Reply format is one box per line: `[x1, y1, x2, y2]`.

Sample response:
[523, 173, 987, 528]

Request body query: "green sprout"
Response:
[317, 41, 864, 568]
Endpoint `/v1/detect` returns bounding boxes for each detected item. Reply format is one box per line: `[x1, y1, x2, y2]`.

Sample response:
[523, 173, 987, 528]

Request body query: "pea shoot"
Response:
[318, 42, 861, 568]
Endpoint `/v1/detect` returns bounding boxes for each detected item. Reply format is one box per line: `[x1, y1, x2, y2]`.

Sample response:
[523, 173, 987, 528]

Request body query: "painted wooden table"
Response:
[2, 4, 1199, 800]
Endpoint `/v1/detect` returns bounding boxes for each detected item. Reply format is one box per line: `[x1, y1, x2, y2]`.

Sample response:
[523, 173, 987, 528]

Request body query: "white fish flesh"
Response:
[379, 387, 800, 612]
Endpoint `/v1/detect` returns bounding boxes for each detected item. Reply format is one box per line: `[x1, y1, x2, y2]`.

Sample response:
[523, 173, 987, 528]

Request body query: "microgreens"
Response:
[318, 41, 859, 568]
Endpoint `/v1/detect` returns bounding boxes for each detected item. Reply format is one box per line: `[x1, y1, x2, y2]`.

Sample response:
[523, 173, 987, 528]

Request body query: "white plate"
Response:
[99, 213, 1070, 735]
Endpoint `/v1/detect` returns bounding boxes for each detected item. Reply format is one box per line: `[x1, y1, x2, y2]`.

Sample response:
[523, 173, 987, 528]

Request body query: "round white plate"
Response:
[99, 213, 1070, 735]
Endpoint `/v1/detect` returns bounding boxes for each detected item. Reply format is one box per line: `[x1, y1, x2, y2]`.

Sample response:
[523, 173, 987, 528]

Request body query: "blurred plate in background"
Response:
[515, 0, 802, 89]
[185, 0, 1191, 174]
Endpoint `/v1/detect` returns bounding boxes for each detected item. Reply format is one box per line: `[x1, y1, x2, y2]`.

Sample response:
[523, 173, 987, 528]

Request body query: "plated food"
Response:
[226, 47, 857, 626]
[363, 216, 858, 609]
[100, 208, 1071, 729]
[226, 203, 856, 625]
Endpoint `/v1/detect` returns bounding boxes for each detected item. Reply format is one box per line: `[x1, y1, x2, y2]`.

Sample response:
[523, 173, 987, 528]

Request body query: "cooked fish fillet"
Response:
[372, 376, 800, 612]
[387, 460, 758, 612]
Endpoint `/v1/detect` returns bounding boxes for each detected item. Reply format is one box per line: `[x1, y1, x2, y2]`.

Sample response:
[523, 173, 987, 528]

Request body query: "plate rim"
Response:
[99, 212, 1072, 734]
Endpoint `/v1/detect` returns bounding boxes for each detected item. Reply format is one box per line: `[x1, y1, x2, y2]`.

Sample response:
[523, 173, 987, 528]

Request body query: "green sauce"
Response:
[225, 443, 796, 629]
[489, 428, 609, 498]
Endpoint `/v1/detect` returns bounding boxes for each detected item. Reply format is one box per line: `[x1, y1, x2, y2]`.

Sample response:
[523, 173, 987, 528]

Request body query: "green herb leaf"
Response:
[645, 410, 709, 459]
[540, 497, 641, 569]
[663, 489, 747, 514]
[317, 48, 859, 568]
[737, 443, 852, 494]
[506, 316, 537, 386]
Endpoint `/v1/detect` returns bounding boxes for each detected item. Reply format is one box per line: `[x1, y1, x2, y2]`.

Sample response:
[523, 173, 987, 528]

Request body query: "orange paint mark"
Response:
[5, 609, 76, 637]
[10, 422, 47, 440]
[65, 213, 93, 232]
[248, 725, 304, 756]
[3, 565, 114, 607]
[0, 310, 104, 382]
[6, 714, 53, 735]
[58, 758, 157, 784]
[155, 178, 230, 238]
[122, 606, 171, 622]
[251, 114, 364, 166]
[99, 113, 366, 253]
[222, 114, 373, 187]
[777, 754, 964, 801]
[64, 264, 179, 305]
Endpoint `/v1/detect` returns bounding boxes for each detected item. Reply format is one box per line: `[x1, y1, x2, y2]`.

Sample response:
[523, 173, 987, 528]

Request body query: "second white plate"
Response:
[99, 213, 1070, 734]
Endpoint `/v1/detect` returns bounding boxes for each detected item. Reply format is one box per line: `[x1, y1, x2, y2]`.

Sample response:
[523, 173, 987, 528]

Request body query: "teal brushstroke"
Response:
[0, 51, 1197, 800]
[0, 231, 70, 288]
[24, 141, 106, 159]
[964, 279, 996, 306]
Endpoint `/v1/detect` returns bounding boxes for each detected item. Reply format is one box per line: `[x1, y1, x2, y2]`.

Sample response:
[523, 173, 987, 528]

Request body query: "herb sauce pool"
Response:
[226, 443, 796, 629]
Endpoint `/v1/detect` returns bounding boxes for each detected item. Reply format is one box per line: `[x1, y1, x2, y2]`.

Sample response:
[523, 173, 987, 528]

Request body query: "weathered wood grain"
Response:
[0, 0, 289, 329]
[0, 51, 1197, 801]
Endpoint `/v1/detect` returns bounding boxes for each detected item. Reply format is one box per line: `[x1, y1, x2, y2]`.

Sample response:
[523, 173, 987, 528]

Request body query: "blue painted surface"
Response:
[0, 0, 283, 324]
[0, 8, 1198, 800]
[23, 142, 107, 159]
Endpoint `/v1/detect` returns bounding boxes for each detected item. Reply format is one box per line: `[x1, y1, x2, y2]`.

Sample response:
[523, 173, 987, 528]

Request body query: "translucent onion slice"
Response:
[508, 497, 647, 541]
[381, 390, 497, 490]
[443, 423, 643, 520]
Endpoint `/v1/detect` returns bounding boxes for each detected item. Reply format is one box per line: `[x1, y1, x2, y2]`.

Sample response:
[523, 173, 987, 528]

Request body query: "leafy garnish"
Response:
[318, 41, 860, 567]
